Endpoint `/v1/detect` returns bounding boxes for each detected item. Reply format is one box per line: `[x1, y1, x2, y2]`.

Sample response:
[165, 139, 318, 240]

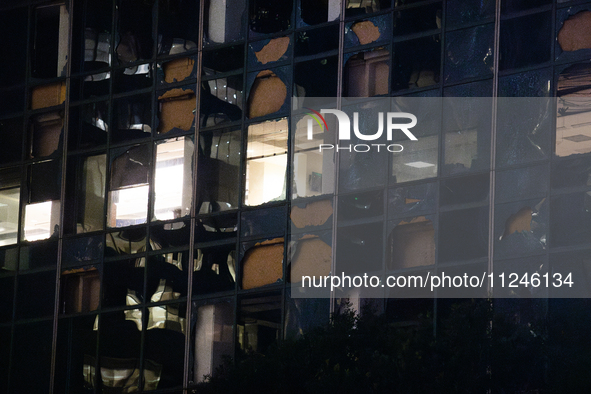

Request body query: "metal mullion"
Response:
[329, 0, 347, 316]
[182, 0, 205, 388]
[50, 0, 75, 392]
[487, 0, 502, 297]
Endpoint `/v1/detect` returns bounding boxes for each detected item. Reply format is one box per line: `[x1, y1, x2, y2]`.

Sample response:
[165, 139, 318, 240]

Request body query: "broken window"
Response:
[159, 57, 196, 85]
[249, 0, 291, 35]
[442, 98, 491, 175]
[249, 37, 290, 66]
[444, 25, 494, 85]
[193, 245, 236, 294]
[392, 35, 440, 91]
[0, 168, 20, 247]
[29, 111, 63, 159]
[31, 3, 69, 79]
[391, 134, 438, 183]
[496, 98, 551, 168]
[112, 95, 152, 143]
[237, 293, 282, 354]
[153, 137, 193, 221]
[241, 205, 286, 237]
[24, 160, 61, 241]
[388, 182, 437, 219]
[344, 50, 389, 97]
[496, 164, 548, 204]
[446, 0, 494, 28]
[556, 63, 591, 157]
[158, 87, 196, 134]
[108, 145, 150, 228]
[62, 235, 104, 267]
[247, 69, 289, 118]
[201, 77, 243, 127]
[204, 0, 245, 44]
[292, 112, 336, 198]
[193, 300, 234, 382]
[60, 266, 100, 314]
[244, 118, 288, 206]
[241, 238, 283, 290]
[0, 118, 23, 165]
[197, 129, 241, 214]
[346, 16, 390, 48]
[288, 232, 332, 284]
[290, 200, 333, 230]
[387, 216, 435, 270]
[495, 198, 554, 258]
[158, 0, 199, 55]
[30, 82, 66, 110]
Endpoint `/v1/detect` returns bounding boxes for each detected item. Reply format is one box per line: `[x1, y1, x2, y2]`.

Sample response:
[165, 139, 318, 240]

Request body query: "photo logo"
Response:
[305, 109, 418, 153]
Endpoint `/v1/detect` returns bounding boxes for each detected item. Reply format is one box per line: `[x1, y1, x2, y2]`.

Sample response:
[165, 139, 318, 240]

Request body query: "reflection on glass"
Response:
[75, 155, 106, 233]
[392, 135, 438, 183]
[293, 115, 334, 198]
[198, 129, 241, 214]
[194, 246, 236, 294]
[238, 294, 281, 354]
[108, 145, 150, 228]
[60, 267, 100, 314]
[30, 112, 63, 159]
[556, 63, 591, 157]
[245, 118, 288, 206]
[24, 200, 60, 241]
[32, 3, 69, 79]
[387, 216, 435, 270]
[0, 186, 19, 246]
[194, 302, 233, 382]
[205, 0, 245, 44]
[154, 137, 193, 221]
[345, 0, 382, 17]
[392, 36, 440, 92]
[301, 0, 340, 25]
[201, 77, 243, 128]
[345, 50, 389, 97]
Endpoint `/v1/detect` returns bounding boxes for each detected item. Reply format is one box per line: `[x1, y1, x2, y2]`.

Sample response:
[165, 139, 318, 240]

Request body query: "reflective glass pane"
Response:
[245, 118, 288, 206]
[154, 137, 194, 221]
